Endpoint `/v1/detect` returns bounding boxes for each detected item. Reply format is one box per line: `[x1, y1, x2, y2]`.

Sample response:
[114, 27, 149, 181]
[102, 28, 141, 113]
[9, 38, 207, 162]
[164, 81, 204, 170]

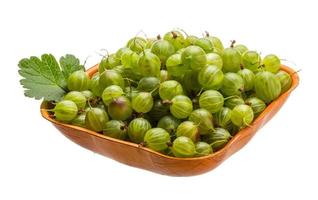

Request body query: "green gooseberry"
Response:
[116, 47, 131, 59]
[144, 128, 171, 152]
[138, 51, 161, 78]
[172, 136, 196, 158]
[195, 142, 212, 157]
[128, 118, 152, 144]
[126, 37, 147, 53]
[145, 37, 157, 49]
[234, 44, 248, 55]
[53, 100, 78, 122]
[185, 35, 199, 46]
[81, 90, 95, 100]
[275, 70, 292, 94]
[224, 96, 245, 109]
[99, 70, 125, 91]
[103, 120, 127, 140]
[121, 50, 139, 69]
[242, 51, 261, 72]
[159, 70, 170, 83]
[102, 85, 124, 106]
[188, 108, 214, 135]
[159, 80, 183, 100]
[181, 45, 207, 70]
[63, 91, 87, 110]
[132, 92, 154, 113]
[203, 128, 232, 151]
[151, 39, 175, 64]
[85, 107, 109, 132]
[89, 72, 103, 97]
[148, 99, 170, 121]
[170, 95, 193, 119]
[220, 72, 244, 96]
[222, 47, 241, 73]
[214, 107, 232, 128]
[263, 54, 281, 74]
[124, 86, 138, 100]
[107, 96, 133, 121]
[166, 54, 190, 77]
[199, 90, 224, 113]
[231, 104, 254, 128]
[163, 30, 186, 50]
[194, 38, 214, 53]
[198, 65, 224, 90]
[206, 35, 224, 55]
[176, 121, 199, 142]
[206, 53, 223, 69]
[67, 70, 90, 91]
[245, 97, 266, 116]
[137, 77, 160, 96]
[254, 71, 281, 103]
[99, 53, 121, 73]
[182, 70, 201, 95]
[71, 112, 86, 128]
[237, 68, 255, 91]
[157, 115, 181, 135]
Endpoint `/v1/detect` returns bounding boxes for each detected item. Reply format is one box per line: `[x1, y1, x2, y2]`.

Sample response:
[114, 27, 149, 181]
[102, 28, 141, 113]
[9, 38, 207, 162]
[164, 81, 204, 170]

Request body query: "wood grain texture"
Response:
[40, 65, 299, 176]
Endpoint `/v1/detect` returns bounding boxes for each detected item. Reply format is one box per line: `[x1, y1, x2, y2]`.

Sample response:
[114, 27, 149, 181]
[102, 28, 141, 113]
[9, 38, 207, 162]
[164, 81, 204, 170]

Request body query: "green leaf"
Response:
[18, 54, 83, 101]
[59, 54, 84, 79]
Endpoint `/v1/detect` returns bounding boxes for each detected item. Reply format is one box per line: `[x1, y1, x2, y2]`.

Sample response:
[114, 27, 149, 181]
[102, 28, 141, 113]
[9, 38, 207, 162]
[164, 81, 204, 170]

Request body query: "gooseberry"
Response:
[170, 95, 193, 119]
[53, 100, 78, 122]
[107, 96, 133, 121]
[144, 128, 171, 152]
[85, 107, 109, 132]
[199, 90, 224, 113]
[231, 104, 254, 128]
[103, 120, 127, 140]
[176, 121, 199, 142]
[67, 70, 89, 91]
[172, 136, 196, 158]
[128, 118, 152, 143]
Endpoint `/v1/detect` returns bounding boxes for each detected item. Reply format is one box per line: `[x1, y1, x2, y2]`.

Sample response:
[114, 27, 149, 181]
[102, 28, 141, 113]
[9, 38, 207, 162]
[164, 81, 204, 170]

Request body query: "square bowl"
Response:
[41, 65, 299, 176]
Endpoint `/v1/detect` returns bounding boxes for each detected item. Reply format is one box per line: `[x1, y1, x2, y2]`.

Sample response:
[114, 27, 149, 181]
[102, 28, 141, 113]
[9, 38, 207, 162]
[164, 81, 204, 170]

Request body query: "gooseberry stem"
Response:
[87, 99, 93, 109]
[83, 55, 91, 69]
[291, 69, 302, 76]
[205, 31, 210, 37]
[230, 40, 236, 48]
[258, 64, 265, 71]
[135, 30, 148, 39]
[139, 142, 146, 147]
[149, 86, 159, 95]
[209, 139, 228, 147]
[171, 31, 178, 39]
[132, 35, 146, 54]
[243, 118, 252, 128]
[123, 78, 138, 84]
[98, 49, 110, 60]
[166, 141, 172, 147]
[46, 108, 55, 112]
[174, 28, 189, 37]
[162, 100, 172, 105]
[196, 88, 204, 96]
[224, 95, 242, 100]
[120, 125, 127, 131]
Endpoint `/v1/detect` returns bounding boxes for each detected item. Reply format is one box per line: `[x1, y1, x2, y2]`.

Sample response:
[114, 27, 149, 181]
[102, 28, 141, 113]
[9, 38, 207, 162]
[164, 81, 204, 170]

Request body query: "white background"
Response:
[0, 0, 317, 199]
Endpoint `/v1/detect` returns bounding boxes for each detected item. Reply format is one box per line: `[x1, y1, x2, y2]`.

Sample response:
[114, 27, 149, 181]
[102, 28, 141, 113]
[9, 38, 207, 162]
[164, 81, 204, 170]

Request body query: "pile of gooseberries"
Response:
[49, 30, 292, 158]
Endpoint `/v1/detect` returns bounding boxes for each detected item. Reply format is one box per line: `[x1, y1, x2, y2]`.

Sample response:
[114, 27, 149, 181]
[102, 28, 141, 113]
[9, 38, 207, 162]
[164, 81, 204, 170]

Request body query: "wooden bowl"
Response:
[41, 65, 299, 176]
